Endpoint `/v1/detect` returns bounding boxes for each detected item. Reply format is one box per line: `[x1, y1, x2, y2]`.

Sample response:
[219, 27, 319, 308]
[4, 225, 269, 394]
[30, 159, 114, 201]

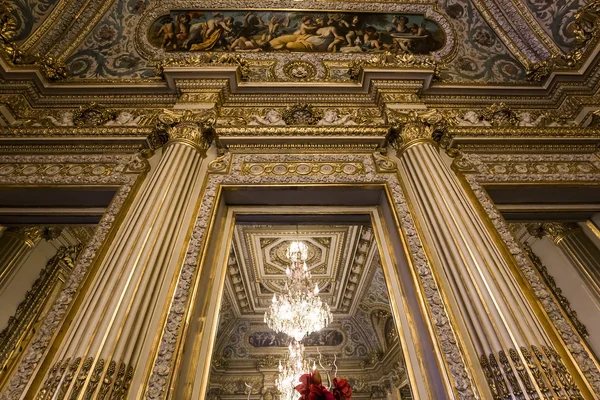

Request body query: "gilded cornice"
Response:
[4, 56, 600, 121]
[448, 126, 600, 137]
[155, 54, 250, 82]
[348, 52, 442, 82]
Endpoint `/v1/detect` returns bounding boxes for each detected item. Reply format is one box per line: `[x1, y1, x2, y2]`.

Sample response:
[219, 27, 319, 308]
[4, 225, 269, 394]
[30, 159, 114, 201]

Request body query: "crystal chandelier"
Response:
[276, 341, 314, 400]
[264, 240, 332, 341]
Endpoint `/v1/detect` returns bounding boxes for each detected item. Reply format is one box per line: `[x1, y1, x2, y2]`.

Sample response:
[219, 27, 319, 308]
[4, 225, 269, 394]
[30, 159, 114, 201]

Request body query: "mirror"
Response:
[207, 222, 413, 400]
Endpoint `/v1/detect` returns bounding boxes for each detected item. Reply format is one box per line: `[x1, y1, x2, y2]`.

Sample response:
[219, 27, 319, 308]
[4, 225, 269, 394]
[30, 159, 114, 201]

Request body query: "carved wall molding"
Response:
[0, 154, 148, 399]
[461, 151, 600, 393]
[146, 152, 476, 400]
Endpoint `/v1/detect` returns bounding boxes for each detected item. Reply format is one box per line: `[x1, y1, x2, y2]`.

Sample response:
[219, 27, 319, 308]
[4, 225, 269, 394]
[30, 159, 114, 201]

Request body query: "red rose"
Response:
[332, 378, 352, 400]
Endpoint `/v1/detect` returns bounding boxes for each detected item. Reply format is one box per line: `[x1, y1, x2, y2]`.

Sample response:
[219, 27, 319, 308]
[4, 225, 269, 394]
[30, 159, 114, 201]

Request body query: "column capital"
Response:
[531, 222, 581, 243]
[5, 226, 44, 245]
[386, 110, 448, 151]
[156, 109, 217, 154]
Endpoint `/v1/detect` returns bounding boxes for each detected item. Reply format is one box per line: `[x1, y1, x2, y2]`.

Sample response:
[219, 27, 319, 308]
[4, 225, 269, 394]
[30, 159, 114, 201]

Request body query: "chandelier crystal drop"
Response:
[276, 341, 315, 400]
[264, 240, 333, 342]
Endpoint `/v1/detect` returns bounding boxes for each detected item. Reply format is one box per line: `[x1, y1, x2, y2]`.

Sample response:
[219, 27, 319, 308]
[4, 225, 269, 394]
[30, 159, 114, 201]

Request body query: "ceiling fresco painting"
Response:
[60, 0, 529, 82]
[2, 0, 596, 88]
[208, 223, 412, 400]
[149, 10, 445, 54]
[9, 0, 58, 43]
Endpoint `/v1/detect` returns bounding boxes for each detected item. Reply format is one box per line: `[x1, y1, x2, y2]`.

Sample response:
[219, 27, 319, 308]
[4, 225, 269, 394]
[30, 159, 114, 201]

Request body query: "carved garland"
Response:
[0, 154, 148, 399]
[461, 151, 600, 393]
[145, 152, 476, 400]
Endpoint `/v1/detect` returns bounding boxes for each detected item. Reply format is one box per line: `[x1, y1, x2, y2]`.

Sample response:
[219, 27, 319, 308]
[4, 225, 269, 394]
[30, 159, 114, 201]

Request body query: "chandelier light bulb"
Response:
[276, 341, 310, 400]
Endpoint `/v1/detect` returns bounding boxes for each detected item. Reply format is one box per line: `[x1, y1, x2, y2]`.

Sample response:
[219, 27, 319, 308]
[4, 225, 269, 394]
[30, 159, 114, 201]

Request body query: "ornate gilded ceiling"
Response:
[1, 0, 600, 152]
[3, 0, 596, 84]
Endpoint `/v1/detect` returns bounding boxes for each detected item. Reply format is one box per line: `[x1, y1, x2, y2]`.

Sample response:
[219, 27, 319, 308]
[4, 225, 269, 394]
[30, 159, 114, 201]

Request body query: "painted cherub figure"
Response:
[260, 15, 289, 43]
[156, 17, 176, 49]
[391, 15, 409, 33]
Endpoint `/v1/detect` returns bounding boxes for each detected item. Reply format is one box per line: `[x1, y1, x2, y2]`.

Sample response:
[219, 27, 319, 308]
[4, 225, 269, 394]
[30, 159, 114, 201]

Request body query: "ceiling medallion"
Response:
[283, 61, 317, 82]
[264, 240, 332, 342]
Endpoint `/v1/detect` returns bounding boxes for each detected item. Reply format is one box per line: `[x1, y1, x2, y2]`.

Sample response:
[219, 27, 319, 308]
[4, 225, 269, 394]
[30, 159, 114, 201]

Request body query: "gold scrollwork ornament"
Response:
[73, 103, 116, 127]
[0, 1, 67, 81]
[372, 149, 397, 173]
[208, 152, 232, 174]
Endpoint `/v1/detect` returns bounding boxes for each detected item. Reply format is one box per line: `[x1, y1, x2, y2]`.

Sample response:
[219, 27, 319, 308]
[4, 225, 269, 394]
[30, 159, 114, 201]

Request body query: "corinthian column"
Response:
[0, 227, 44, 290]
[391, 111, 588, 399]
[538, 222, 600, 303]
[33, 111, 216, 400]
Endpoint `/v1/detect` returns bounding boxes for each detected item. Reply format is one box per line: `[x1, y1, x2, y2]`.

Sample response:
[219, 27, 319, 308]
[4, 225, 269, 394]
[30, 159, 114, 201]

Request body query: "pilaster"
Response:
[0, 244, 83, 390]
[0, 227, 44, 291]
[390, 113, 591, 399]
[31, 111, 216, 400]
[535, 222, 600, 306]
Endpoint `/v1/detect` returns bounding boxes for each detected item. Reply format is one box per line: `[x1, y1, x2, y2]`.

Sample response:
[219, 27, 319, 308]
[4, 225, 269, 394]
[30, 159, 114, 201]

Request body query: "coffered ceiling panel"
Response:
[230, 224, 372, 315]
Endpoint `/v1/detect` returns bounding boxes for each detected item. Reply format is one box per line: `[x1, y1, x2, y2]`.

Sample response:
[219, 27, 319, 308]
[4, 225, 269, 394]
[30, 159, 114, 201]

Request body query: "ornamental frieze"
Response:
[241, 162, 366, 176]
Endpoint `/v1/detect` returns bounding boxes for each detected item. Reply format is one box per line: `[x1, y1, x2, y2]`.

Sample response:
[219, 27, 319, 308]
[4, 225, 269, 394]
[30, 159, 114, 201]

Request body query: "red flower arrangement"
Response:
[295, 371, 352, 400]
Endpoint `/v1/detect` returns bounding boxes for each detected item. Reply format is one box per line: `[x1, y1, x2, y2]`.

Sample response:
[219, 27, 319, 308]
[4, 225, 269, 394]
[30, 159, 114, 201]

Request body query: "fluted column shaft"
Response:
[542, 222, 600, 303]
[34, 113, 215, 400]
[0, 227, 43, 290]
[390, 112, 586, 399]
